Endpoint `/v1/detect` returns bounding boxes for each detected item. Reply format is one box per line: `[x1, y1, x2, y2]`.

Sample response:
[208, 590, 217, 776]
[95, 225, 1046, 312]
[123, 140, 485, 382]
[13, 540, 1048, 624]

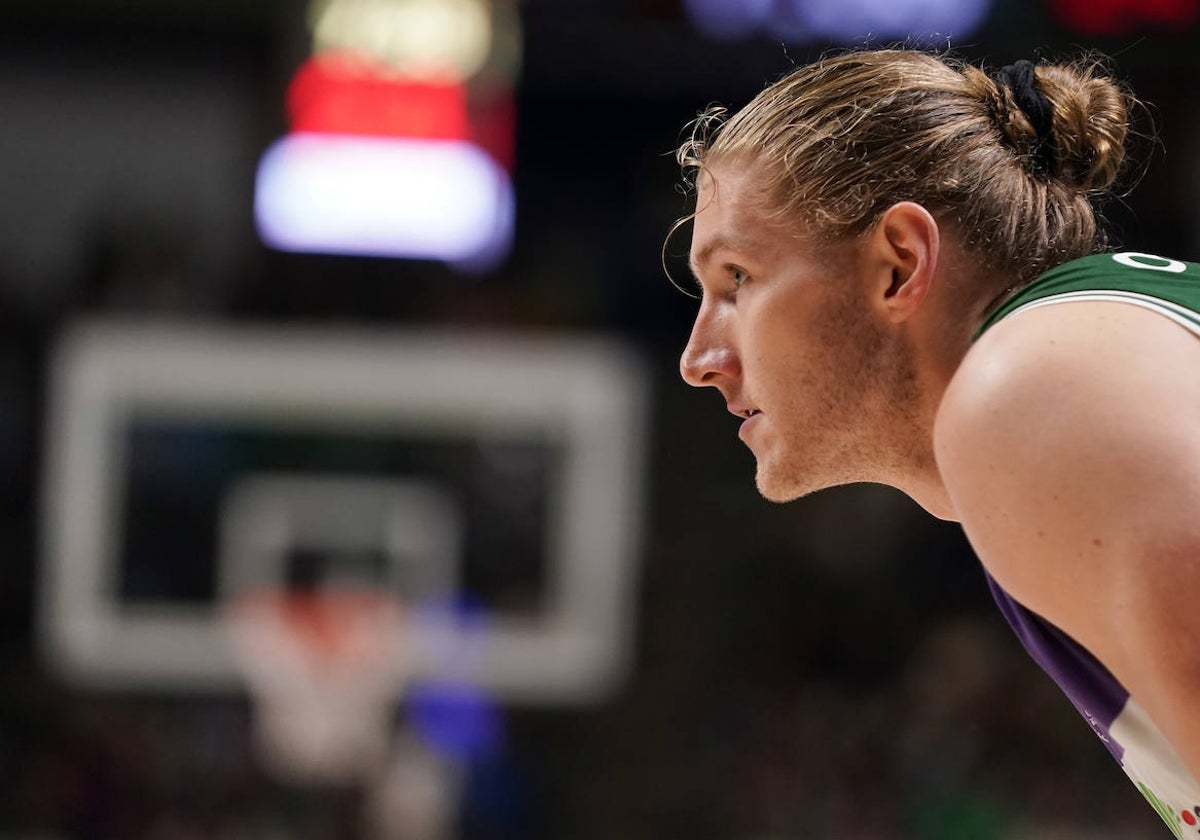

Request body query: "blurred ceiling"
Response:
[3, 0, 1198, 94]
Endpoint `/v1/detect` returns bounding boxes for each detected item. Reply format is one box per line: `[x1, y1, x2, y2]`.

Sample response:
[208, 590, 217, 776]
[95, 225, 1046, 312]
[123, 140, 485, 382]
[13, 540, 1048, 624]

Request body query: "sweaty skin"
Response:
[681, 164, 1200, 788]
[936, 299, 1200, 791]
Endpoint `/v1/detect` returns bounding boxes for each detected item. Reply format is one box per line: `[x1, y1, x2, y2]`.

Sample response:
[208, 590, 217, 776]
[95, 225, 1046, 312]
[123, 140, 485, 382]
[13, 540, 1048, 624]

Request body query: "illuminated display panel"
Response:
[255, 134, 513, 264]
[254, 0, 518, 266]
[287, 55, 470, 139]
[683, 0, 993, 43]
[310, 0, 495, 80]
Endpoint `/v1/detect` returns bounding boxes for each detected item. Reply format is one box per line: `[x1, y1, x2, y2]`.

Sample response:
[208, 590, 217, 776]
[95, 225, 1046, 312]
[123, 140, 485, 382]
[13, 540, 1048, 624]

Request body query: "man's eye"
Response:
[731, 268, 748, 289]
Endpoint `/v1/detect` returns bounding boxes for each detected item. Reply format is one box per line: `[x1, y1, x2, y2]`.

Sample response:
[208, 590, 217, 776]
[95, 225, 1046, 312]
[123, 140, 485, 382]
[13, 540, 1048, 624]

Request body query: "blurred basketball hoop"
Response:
[42, 323, 648, 704]
[224, 587, 410, 785]
[42, 321, 648, 836]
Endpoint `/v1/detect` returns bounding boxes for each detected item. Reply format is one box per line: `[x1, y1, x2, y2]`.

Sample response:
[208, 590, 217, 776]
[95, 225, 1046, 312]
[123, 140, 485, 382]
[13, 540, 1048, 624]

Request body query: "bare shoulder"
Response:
[934, 297, 1200, 665]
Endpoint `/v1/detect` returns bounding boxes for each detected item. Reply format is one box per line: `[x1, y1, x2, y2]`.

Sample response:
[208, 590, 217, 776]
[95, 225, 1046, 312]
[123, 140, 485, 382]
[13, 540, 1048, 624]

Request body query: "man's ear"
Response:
[865, 201, 940, 323]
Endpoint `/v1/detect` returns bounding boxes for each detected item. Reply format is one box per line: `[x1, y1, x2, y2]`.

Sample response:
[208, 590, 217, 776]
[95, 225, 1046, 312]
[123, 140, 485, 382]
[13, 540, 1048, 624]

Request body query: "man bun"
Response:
[972, 61, 1130, 193]
[1035, 63, 1129, 192]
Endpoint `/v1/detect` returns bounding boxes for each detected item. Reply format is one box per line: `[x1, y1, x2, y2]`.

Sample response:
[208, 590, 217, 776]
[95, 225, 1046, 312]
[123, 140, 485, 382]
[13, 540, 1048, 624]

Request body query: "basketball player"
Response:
[674, 50, 1200, 834]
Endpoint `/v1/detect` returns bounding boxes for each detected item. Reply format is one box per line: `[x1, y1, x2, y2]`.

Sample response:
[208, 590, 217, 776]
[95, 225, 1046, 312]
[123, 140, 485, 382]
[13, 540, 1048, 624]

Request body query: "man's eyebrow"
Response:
[688, 236, 742, 284]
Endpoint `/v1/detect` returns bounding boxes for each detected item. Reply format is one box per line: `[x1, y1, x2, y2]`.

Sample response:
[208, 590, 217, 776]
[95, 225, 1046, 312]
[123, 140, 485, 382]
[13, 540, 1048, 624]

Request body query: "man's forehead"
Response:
[695, 163, 778, 233]
[691, 167, 772, 263]
[695, 164, 743, 205]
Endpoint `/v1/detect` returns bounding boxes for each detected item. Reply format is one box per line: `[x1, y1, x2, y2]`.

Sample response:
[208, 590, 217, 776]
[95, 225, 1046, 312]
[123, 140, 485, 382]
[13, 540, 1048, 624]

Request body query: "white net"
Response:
[224, 588, 411, 786]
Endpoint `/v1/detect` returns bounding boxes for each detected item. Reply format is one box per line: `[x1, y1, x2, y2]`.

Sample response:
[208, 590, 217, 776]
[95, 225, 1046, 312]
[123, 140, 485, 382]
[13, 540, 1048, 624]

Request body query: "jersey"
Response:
[976, 251, 1200, 838]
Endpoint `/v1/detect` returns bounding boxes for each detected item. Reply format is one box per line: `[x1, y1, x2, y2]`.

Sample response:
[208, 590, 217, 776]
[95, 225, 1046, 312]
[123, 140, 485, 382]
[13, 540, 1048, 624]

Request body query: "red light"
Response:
[469, 87, 516, 171]
[287, 53, 469, 140]
[1049, 0, 1198, 35]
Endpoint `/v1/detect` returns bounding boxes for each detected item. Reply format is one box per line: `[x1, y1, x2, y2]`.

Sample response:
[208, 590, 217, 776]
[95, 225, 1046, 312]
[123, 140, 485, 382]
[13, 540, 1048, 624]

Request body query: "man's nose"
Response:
[680, 307, 738, 387]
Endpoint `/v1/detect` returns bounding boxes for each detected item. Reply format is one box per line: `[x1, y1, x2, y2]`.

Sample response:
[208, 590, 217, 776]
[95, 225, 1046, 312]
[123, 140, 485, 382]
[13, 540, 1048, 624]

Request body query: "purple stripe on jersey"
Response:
[984, 571, 1129, 763]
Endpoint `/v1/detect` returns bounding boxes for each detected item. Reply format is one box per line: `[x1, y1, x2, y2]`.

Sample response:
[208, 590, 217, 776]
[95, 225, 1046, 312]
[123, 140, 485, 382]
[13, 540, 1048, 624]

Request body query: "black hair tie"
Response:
[993, 59, 1056, 174]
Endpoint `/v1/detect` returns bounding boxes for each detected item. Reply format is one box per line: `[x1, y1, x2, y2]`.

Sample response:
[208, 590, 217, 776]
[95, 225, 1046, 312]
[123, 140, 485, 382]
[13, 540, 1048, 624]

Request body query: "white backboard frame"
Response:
[41, 321, 648, 704]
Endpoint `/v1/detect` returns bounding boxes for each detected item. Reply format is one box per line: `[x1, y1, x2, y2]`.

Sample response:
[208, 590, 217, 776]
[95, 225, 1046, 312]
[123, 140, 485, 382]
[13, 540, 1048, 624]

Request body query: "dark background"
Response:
[0, 1, 1198, 837]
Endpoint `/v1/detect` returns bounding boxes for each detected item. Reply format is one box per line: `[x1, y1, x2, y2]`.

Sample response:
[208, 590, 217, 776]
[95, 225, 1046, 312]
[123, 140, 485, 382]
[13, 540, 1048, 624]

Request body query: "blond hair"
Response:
[675, 49, 1137, 291]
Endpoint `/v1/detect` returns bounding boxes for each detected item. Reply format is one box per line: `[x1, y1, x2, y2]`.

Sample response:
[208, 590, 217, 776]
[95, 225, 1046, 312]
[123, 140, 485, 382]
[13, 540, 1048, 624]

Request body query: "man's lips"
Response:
[728, 404, 762, 441]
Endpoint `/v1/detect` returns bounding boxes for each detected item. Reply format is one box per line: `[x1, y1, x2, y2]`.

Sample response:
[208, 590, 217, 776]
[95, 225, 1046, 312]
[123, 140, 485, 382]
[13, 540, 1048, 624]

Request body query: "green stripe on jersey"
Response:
[977, 252, 1200, 340]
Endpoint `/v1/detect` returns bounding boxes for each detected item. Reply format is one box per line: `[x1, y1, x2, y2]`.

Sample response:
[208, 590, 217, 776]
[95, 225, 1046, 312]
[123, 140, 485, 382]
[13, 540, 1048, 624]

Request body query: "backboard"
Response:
[41, 321, 648, 705]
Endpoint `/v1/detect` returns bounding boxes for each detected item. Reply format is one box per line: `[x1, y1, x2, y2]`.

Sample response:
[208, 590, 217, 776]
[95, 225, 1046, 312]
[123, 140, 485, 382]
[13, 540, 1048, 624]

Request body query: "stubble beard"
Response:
[753, 295, 922, 504]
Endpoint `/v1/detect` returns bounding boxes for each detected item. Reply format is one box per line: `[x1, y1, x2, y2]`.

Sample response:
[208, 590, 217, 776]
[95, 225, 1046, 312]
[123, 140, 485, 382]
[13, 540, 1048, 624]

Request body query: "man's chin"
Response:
[754, 452, 852, 502]
[754, 466, 811, 504]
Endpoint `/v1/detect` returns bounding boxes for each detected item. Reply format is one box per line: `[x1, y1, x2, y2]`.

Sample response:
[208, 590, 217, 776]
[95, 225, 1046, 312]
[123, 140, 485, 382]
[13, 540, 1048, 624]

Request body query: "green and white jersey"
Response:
[976, 251, 1200, 837]
[981, 251, 1200, 338]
